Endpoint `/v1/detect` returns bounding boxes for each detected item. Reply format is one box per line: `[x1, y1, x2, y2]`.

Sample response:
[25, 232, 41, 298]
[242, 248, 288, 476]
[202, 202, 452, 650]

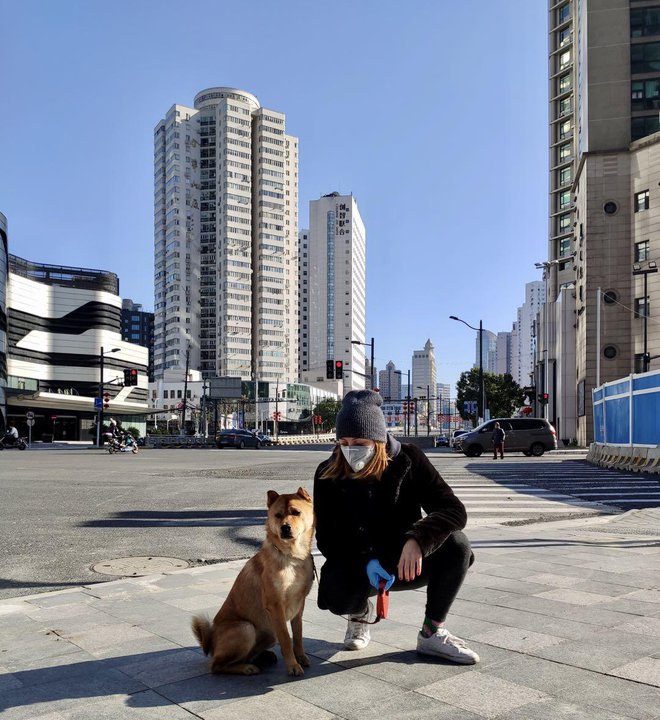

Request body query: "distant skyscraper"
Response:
[153, 87, 299, 383]
[513, 281, 544, 386]
[496, 331, 512, 375]
[379, 361, 401, 400]
[299, 193, 366, 394]
[412, 340, 437, 429]
[475, 330, 497, 373]
[121, 299, 155, 381]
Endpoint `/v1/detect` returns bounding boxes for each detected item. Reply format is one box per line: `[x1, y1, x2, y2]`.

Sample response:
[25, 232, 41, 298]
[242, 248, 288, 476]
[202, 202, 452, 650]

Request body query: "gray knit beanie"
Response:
[335, 390, 387, 442]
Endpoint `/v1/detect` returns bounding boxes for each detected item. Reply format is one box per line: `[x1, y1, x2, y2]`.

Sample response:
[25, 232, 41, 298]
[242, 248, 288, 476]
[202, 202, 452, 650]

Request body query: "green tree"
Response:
[456, 369, 525, 423]
[313, 398, 342, 431]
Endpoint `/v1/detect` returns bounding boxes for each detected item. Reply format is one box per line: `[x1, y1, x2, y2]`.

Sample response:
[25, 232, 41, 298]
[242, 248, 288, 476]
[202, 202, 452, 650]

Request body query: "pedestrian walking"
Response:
[313, 390, 479, 664]
[492, 421, 505, 459]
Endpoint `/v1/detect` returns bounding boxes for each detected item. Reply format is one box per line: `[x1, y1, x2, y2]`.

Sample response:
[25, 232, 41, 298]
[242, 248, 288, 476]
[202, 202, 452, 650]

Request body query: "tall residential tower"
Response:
[154, 87, 299, 383]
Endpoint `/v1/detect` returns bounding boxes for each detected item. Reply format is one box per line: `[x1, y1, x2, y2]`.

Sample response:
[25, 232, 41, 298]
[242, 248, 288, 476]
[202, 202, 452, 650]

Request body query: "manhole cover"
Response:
[92, 556, 189, 577]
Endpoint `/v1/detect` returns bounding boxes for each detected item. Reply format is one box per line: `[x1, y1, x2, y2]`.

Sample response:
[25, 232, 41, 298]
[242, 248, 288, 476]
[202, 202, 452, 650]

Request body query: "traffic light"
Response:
[538, 392, 549, 404]
[124, 368, 139, 386]
[335, 360, 343, 379]
[326, 360, 334, 379]
[103, 392, 110, 410]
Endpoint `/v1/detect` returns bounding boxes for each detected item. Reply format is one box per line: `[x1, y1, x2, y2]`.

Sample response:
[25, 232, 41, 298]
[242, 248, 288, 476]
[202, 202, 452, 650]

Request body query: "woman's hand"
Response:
[398, 538, 422, 582]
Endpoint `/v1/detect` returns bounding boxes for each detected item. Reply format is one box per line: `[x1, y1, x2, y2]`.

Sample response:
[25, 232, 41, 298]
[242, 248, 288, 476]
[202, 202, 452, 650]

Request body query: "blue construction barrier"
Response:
[593, 370, 660, 445]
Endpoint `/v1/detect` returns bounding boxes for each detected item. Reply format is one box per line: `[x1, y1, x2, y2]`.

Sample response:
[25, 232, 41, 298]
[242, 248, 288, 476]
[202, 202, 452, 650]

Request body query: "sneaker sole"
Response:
[416, 647, 479, 664]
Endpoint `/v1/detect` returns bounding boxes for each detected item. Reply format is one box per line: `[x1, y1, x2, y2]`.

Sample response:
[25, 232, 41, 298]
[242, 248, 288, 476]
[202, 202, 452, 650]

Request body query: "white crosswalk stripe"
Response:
[428, 454, 660, 525]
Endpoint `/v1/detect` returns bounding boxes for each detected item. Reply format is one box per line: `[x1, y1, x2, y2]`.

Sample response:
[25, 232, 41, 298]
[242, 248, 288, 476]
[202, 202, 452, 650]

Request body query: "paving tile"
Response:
[56, 690, 195, 719]
[23, 592, 96, 609]
[417, 671, 548, 719]
[610, 656, 660, 687]
[472, 626, 566, 653]
[571, 579, 646, 597]
[61, 622, 156, 652]
[0, 668, 23, 692]
[560, 670, 660, 719]
[524, 573, 584, 588]
[597, 597, 660, 616]
[159, 593, 223, 611]
[627, 589, 660, 605]
[494, 593, 636, 626]
[617, 616, 660, 638]
[200, 688, 340, 720]
[117, 647, 208, 687]
[505, 697, 640, 719]
[533, 629, 660, 673]
[465, 575, 551, 595]
[479, 654, 597, 694]
[533, 589, 613, 606]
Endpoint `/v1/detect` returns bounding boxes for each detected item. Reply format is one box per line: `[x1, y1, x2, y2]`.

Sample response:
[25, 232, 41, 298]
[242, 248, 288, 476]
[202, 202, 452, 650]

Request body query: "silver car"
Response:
[455, 418, 557, 457]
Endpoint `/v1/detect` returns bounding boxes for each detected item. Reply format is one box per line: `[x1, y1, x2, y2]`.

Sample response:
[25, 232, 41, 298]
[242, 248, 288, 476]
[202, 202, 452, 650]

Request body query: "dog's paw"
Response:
[241, 664, 261, 675]
[287, 661, 305, 677]
[295, 652, 310, 668]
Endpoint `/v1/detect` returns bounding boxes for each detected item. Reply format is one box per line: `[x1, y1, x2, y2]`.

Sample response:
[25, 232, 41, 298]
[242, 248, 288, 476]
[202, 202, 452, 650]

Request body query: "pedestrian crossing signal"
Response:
[335, 360, 343, 379]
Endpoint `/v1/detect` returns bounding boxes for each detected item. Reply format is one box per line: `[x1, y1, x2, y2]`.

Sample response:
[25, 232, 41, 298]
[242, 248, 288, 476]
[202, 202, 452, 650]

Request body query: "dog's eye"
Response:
[275, 512, 285, 519]
[290, 509, 301, 516]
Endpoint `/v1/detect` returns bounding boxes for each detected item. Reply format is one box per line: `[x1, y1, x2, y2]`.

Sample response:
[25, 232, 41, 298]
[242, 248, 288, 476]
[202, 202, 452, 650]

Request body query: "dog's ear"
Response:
[296, 487, 312, 503]
[267, 490, 280, 508]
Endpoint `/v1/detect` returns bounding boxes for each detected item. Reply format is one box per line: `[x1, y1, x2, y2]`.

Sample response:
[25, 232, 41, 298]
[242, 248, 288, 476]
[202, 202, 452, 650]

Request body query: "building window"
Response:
[631, 41, 660, 74]
[630, 8, 660, 38]
[558, 27, 571, 47]
[635, 190, 650, 212]
[559, 143, 572, 162]
[559, 50, 571, 70]
[559, 213, 571, 232]
[559, 237, 572, 256]
[559, 190, 571, 209]
[559, 74, 571, 94]
[632, 115, 660, 141]
[635, 296, 650, 318]
[559, 167, 572, 185]
[559, 97, 572, 116]
[558, 3, 570, 24]
[631, 79, 660, 111]
[559, 119, 572, 139]
[635, 240, 650, 262]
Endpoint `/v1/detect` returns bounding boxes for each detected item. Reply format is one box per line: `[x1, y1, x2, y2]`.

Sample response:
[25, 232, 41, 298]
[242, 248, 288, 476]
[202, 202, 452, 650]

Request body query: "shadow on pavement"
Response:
[80, 509, 268, 528]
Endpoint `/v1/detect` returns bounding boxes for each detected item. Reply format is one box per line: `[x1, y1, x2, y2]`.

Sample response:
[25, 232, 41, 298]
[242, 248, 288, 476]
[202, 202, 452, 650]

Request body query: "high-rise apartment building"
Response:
[475, 330, 497, 373]
[496, 331, 512, 375]
[379, 361, 401, 400]
[543, 2, 660, 443]
[299, 193, 366, 394]
[412, 338, 437, 399]
[154, 87, 299, 383]
[512, 281, 544, 387]
[121, 299, 155, 381]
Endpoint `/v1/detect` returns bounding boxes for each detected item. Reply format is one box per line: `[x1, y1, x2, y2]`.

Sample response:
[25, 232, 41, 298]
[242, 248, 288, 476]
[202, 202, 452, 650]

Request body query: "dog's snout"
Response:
[280, 523, 293, 538]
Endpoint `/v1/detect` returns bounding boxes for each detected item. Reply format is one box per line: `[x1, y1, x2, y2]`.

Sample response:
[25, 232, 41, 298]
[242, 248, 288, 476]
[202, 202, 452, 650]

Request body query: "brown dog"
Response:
[192, 487, 315, 676]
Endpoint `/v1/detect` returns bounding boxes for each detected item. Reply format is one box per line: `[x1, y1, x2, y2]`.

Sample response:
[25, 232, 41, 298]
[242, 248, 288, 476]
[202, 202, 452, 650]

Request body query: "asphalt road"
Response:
[2, 447, 659, 599]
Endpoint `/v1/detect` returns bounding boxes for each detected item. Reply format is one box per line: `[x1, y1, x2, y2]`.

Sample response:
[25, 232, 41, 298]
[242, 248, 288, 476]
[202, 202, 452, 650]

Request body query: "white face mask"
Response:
[340, 444, 375, 473]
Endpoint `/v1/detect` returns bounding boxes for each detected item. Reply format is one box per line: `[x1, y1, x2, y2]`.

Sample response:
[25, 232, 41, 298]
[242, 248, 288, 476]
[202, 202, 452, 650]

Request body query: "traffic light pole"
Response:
[96, 346, 105, 447]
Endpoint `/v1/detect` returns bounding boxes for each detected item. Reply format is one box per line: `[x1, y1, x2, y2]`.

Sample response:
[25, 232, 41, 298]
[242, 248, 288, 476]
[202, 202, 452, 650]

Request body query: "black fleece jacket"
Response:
[313, 438, 467, 565]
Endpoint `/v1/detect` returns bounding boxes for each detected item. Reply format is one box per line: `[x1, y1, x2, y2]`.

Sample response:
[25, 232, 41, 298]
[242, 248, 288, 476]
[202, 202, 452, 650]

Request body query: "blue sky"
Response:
[0, 0, 547, 390]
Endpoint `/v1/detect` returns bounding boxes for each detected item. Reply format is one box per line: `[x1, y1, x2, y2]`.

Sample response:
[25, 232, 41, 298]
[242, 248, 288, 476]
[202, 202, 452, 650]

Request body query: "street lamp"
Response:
[449, 315, 485, 423]
[96, 346, 120, 446]
[633, 260, 658, 373]
[351, 337, 375, 389]
[394, 368, 411, 435]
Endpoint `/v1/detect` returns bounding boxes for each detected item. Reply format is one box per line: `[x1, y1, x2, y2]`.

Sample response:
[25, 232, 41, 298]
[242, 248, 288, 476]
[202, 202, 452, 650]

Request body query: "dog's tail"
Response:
[191, 615, 213, 656]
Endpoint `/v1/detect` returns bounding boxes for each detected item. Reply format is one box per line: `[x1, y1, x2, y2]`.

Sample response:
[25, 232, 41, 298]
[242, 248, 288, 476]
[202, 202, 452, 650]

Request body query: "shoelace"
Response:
[442, 632, 468, 648]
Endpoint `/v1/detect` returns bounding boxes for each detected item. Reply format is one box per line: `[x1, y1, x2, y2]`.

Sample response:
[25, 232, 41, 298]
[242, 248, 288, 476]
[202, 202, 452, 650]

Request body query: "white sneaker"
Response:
[416, 628, 480, 664]
[344, 600, 373, 650]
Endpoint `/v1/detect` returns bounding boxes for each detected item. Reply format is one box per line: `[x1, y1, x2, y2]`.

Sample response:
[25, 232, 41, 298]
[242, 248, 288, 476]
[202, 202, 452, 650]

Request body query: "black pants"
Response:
[317, 531, 474, 622]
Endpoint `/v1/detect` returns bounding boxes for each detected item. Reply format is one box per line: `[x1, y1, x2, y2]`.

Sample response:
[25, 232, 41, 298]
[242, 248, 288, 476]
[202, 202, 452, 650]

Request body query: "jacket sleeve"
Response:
[403, 444, 467, 556]
[313, 462, 344, 560]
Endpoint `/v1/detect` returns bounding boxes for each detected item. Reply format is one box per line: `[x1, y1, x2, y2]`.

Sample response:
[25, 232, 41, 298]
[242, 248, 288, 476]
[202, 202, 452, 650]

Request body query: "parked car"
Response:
[251, 430, 273, 446]
[216, 429, 264, 449]
[454, 418, 557, 457]
[450, 429, 469, 449]
[434, 435, 449, 447]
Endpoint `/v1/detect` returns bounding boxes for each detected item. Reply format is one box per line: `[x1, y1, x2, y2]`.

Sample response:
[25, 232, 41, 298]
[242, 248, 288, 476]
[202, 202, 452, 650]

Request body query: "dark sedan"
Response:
[216, 429, 263, 449]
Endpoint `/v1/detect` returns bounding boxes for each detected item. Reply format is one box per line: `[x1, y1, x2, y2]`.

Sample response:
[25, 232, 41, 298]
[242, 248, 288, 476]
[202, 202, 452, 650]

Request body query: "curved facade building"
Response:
[0, 213, 8, 431]
[6, 255, 148, 440]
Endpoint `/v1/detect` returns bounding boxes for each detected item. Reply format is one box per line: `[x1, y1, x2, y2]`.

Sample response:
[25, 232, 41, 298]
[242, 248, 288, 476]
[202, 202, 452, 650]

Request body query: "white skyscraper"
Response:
[512, 281, 544, 386]
[475, 330, 497, 373]
[300, 193, 366, 394]
[153, 87, 299, 382]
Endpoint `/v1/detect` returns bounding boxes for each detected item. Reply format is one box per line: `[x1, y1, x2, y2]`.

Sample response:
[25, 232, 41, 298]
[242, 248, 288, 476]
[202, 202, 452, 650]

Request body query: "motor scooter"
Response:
[105, 432, 139, 454]
[0, 435, 28, 450]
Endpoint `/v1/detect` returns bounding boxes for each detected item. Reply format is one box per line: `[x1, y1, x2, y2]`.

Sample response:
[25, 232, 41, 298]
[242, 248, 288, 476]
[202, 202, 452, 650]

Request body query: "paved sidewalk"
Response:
[1, 511, 659, 719]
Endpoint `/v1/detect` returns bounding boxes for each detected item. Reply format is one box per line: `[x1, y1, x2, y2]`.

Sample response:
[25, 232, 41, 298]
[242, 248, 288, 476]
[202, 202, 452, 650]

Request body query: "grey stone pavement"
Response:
[1, 509, 659, 719]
